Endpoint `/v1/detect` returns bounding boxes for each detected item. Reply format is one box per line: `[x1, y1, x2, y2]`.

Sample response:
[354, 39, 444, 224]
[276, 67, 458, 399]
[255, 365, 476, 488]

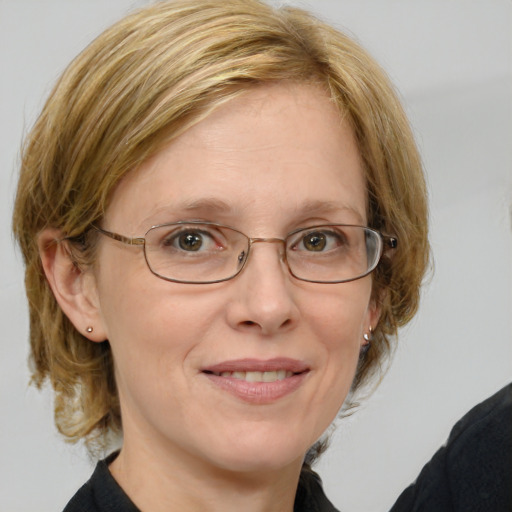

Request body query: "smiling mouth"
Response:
[204, 370, 296, 383]
[201, 360, 310, 403]
[201, 358, 310, 403]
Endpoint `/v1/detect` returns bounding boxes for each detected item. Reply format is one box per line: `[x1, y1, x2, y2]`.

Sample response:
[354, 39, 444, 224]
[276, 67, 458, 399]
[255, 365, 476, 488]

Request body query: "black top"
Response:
[390, 383, 512, 512]
[63, 383, 512, 511]
[63, 453, 339, 512]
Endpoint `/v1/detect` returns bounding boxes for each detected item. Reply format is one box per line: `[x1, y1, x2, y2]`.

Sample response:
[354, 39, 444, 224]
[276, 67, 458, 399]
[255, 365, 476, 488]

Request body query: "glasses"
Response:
[92, 221, 397, 284]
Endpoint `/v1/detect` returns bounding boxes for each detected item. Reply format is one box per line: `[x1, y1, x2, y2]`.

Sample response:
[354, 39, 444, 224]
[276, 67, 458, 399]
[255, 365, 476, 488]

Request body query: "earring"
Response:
[361, 326, 372, 355]
[86, 326, 93, 333]
[363, 326, 373, 342]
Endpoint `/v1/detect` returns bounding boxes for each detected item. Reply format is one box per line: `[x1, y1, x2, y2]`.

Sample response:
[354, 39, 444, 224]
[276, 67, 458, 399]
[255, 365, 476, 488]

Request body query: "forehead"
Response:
[106, 82, 366, 232]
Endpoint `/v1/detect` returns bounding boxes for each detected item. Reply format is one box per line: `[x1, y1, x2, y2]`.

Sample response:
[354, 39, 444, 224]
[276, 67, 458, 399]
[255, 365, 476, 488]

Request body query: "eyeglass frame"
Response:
[88, 221, 397, 285]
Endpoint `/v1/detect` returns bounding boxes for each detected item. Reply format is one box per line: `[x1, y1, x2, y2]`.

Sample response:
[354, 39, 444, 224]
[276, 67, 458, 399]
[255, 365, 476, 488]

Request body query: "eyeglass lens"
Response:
[142, 223, 382, 284]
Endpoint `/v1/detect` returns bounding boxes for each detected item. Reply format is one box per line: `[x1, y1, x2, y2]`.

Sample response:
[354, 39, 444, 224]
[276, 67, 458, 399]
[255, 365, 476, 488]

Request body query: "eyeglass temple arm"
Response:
[92, 225, 145, 246]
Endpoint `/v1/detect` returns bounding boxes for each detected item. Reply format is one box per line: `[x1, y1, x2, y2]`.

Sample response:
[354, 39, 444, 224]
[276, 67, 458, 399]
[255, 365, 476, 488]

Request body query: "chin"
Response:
[215, 451, 304, 476]
[202, 428, 314, 475]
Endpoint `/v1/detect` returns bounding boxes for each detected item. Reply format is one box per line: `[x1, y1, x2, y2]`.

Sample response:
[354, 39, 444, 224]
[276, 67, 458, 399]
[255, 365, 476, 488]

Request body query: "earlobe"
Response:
[38, 228, 107, 342]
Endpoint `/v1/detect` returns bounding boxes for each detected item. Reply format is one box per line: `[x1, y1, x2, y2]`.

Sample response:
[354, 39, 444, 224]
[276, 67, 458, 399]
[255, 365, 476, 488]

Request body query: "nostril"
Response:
[242, 320, 257, 327]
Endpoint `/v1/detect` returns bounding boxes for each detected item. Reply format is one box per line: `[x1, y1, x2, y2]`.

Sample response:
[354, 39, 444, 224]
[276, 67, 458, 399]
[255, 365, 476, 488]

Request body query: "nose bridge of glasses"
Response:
[248, 237, 287, 257]
[248, 237, 286, 246]
[245, 237, 288, 267]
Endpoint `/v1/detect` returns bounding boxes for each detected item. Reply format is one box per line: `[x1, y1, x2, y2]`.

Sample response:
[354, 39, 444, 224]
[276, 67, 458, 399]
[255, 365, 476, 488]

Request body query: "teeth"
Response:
[215, 370, 294, 382]
[246, 371, 263, 382]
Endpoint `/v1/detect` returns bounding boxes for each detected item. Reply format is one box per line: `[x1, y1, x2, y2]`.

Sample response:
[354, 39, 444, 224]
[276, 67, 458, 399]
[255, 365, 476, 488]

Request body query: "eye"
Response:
[294, 229, 347, 252]
[302, 232, 327, 251]
[160, 227, 221, 253]
[178, 231, 204, 251]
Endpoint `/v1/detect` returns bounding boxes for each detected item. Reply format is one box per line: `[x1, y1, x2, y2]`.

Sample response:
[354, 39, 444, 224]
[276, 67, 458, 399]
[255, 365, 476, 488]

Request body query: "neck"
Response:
[109, 435, 304, 512]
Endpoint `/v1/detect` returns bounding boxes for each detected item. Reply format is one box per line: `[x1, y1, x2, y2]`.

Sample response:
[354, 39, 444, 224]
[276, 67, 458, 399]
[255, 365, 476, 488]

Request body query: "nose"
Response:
[225, 240, 300, 336]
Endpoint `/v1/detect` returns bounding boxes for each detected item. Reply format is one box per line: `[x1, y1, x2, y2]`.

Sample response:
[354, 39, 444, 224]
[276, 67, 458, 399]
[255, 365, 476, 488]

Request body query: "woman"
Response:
[12, 0, 429, 510]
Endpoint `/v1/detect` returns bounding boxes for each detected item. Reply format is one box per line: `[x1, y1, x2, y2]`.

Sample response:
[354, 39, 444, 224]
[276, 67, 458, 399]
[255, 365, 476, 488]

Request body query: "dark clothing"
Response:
[390, 383, 512, 512]
[63, 452, 339, 512]
[63, 384, 512, 511]
[63, 453, 138, 512]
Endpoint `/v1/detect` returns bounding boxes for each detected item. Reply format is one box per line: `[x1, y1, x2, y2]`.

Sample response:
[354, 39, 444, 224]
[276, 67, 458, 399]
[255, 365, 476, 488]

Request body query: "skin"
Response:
[40, 82, 379, 512]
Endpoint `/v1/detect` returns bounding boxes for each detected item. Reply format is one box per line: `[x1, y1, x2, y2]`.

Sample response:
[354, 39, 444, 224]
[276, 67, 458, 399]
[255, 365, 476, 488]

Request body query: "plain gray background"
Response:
[1, 1, 511, 511]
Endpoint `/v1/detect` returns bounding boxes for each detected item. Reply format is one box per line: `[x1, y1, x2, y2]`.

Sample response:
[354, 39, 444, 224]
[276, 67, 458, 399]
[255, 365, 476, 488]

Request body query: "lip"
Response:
[201, 358, 310, 405]
[203, 357, 309, 374]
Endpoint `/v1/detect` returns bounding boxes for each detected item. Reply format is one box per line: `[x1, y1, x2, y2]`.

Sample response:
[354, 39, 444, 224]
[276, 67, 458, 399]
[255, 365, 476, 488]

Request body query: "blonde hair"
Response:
[13, 0, 429, 453]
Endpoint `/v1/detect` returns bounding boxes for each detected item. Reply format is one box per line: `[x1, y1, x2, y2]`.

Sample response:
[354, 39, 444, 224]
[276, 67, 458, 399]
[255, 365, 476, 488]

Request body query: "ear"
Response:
[38, 228, 107, 342]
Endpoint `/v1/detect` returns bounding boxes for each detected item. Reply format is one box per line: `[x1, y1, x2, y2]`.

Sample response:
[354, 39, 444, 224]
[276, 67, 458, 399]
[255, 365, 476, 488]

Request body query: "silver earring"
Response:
[361, 327, 372, 355]
[86, 326, 93, 333]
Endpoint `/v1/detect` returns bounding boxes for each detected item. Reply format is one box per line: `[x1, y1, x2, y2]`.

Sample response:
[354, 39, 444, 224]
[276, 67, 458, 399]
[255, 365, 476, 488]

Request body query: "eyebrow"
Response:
[142, 197, 365, 226]
[294, 199, 365, 224]
[139, 198, 236, 227]
[179, 197, 235, 214]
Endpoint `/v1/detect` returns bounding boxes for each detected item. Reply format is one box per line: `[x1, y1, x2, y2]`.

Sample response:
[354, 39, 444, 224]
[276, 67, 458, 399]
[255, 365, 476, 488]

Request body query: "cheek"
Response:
[303, 282, 372, 346]
[102, 287, 215, 423]
[303, 284, 372, 391]
[103, 287, 206, 360]
[98, 257, 225, 382]
[94, 251, 178, 370]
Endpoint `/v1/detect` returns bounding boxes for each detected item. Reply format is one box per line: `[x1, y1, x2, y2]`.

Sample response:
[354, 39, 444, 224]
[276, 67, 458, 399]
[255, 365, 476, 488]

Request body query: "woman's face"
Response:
[91, 83, 379, 473]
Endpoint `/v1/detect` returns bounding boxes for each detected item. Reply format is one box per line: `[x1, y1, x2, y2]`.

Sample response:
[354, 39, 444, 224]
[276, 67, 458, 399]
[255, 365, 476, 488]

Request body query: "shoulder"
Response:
[390, 383, 512, 512]
[62, 469, 100, 512]
[63, 452, 140, 512]
[442, 383, 512, 508]
[295, 467, 340, 512]
[447, 382, 512, 445]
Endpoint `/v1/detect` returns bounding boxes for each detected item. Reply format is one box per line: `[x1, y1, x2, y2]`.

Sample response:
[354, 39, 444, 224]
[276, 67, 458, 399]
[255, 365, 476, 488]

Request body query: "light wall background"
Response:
[1, 1, 511, 511]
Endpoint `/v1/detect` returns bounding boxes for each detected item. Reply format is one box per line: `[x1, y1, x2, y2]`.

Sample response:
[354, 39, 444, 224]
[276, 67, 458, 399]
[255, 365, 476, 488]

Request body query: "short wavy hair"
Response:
[12, 0, 429, 453]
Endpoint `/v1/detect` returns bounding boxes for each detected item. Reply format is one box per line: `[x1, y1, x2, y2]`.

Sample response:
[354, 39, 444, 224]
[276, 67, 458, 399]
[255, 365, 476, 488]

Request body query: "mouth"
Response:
[204, 369, 295, 383]
[201, 358, 310, 404]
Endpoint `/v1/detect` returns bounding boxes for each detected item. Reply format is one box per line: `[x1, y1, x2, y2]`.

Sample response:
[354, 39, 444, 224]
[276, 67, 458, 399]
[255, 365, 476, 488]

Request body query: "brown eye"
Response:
[303, 232, 327, 251]
[178, 232, 203, 251]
